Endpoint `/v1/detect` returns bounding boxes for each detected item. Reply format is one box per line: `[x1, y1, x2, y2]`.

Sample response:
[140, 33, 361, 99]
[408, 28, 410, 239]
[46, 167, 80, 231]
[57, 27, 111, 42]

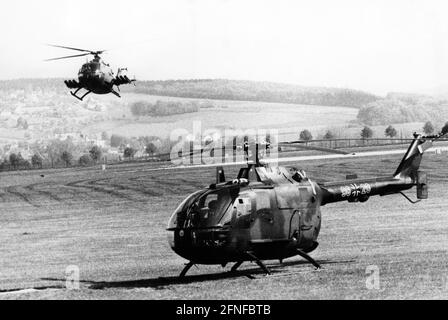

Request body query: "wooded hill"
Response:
[0, 79, 380, 108]
[127, 79, 380, 108]
[357, 92, 448, 126]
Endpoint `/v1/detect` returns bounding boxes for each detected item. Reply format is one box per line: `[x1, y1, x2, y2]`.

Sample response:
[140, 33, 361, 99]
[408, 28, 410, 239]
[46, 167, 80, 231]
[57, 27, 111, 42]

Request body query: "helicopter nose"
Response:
[169, 228, 229, 252]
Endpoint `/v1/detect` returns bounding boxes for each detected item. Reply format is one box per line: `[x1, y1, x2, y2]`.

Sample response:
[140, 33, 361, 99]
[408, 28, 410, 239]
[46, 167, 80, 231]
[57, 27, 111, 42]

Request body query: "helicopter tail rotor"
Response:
[392, 131, 447, 201]
[393, 132, 445, 181]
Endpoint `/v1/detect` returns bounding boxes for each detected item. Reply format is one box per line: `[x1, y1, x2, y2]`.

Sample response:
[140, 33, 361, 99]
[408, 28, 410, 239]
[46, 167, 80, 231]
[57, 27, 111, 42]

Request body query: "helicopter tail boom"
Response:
[320, 133, 443, 205]
[320, 176, 414, 205]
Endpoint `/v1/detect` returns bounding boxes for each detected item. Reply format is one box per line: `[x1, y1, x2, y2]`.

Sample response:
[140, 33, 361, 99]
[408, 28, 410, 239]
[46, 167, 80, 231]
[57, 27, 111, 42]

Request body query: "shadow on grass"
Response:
[42, 259, 355, 290]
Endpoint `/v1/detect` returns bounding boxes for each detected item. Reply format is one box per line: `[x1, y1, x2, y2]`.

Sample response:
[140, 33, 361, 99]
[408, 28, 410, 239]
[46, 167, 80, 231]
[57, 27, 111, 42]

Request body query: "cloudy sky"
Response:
[1, 0, 448, 95]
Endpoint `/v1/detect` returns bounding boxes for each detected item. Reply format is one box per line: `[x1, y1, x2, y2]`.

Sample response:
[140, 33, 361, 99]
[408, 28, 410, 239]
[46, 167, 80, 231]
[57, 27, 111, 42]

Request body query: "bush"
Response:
[45, 139, 76, 167]
[385, 125, 397, 138]
[442, 122, 448, 136]
[323, 130, 335, 140]
[124, 147, 136, 159]
[423, 121, 434, 135]
[31, 154, 43, 168]
[130, 100, 200, 117]
[79, 155, 93, 167]
[7, 153, 27, 170]
[361, 126, 374, 139]
[0, 159, 10, 171]
[22, 160, 31, 169]
[89, 146, 103, 163]
[61, 151, 73, 167]
[146, 142, 158, 155]
[299, 130, 313, 141]
[9, 153, 19, 169]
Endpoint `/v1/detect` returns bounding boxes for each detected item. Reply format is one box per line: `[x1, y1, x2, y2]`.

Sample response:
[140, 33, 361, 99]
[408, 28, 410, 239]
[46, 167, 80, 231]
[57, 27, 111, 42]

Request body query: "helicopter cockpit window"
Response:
[90, 63, 100, 73]
[292, 170, 307, 183]
[186, 188, 237, 228]
[79, 64, 92, 76]
[168, 190, 205, 230]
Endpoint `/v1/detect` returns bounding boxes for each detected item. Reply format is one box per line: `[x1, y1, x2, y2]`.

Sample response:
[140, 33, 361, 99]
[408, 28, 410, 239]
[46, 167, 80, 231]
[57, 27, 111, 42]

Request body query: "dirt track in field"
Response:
[0, 152, 447, 300]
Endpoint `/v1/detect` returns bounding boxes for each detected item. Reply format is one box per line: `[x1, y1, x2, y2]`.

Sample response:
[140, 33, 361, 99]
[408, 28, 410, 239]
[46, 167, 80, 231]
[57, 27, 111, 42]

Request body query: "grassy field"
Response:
[0, 148, 447, 300]
[84, 94, 426, 141]
[83, 94, 359, 138]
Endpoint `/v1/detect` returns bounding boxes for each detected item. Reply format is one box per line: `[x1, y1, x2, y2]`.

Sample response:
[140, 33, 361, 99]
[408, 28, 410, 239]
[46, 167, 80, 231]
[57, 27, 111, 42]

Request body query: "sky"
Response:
[1, 0, 448, 95]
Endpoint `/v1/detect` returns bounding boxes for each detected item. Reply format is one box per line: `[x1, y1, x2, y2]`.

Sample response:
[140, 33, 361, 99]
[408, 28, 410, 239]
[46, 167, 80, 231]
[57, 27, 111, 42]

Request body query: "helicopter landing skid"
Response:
[179, 261, 195, 278]
[230, 261, 244, 273]
[70, 88, 91, 101]
[296, 249, 321, 269]
[246, 251, 272, 275]
[111, 89, 121, 98]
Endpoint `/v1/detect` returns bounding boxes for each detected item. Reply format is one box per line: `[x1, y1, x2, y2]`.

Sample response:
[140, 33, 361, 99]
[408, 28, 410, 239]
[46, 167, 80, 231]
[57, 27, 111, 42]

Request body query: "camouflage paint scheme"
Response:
[167, 134, 434, 274]
[64, 55, 135, 100]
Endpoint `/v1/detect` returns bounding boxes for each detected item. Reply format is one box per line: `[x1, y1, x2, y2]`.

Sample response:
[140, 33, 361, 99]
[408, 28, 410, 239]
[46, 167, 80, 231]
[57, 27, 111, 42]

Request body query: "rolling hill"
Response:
[1, 78, 380, 109]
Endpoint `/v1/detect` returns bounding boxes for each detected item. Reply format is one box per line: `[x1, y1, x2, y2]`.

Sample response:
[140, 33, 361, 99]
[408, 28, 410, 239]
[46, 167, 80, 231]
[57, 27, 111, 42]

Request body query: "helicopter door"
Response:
[276, 184, 319, 246]
[250, 190, 280, 241]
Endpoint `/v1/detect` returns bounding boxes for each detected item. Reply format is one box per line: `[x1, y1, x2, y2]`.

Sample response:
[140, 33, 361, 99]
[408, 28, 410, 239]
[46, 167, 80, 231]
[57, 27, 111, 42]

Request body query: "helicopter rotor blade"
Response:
[46, 44, 94, 53]
[151, 147, 208, 161]
[278, 142, 351, 155]
[45, 53, 91, 62]
[46, 44, 107, 56]
[154, 145, 232, 161]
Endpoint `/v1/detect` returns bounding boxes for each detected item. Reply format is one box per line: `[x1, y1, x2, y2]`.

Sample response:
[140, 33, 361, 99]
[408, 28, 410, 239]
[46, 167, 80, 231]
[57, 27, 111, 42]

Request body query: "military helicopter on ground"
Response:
[46, 44, 136, 101]
[167, 131, 447, 278]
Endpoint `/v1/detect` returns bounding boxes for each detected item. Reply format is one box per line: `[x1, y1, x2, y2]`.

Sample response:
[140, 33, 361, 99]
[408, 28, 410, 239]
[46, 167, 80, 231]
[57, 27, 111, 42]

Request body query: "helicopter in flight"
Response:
[167, 131, 446, 278]
[46, 44, 136, 101]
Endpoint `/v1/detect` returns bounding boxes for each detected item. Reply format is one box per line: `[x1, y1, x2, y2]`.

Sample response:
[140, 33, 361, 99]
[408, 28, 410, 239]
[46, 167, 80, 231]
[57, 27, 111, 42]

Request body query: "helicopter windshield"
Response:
[168, 188, 239, 230]
[170, 188, 239, 229]
[79, 62, 100, 75]
[168, 190, 205, 230]
[186, 188, 238, 228]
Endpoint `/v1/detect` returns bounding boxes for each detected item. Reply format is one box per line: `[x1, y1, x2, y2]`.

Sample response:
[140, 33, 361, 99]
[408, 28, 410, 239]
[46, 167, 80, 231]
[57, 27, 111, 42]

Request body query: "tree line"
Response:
[0, 146, 103, 171]
[357, 93, 448, 126]
[130, 100, 200, 117]
[0, 134, 166, 172]
[128, 80, 380, 108]
[1, 78, 381, 109]
[298, 121, 448, 143]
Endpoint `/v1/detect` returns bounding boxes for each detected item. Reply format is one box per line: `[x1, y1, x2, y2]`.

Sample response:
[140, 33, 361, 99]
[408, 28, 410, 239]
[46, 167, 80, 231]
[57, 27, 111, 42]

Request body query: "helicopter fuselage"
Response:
[167, 168, 417, 266]
[167, 133, 434, 276]
[47, 44, 135, 100]
[168, 177, 322, 265]
[77, 59, 115, 94]
[63, 57, 135, 100]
